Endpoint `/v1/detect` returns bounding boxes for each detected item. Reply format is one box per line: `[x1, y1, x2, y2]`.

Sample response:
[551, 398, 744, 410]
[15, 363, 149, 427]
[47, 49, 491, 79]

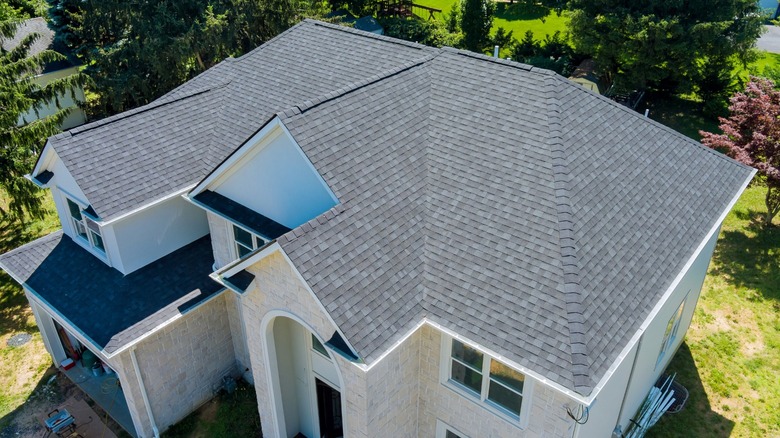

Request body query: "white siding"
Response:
[20, 66, 87, 130]
[213, 128, 336, 229]
[615, 229, 720, 431]
[111, 196, 209, 274]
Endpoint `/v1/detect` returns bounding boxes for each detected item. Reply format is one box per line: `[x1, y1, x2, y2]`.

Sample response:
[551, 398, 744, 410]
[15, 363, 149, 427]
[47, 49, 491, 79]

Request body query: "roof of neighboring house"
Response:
[0, 233, 222, 354]
[21, 20, 754, 396]
[0, 17, 75, 73]
[40, 20, 436, 222]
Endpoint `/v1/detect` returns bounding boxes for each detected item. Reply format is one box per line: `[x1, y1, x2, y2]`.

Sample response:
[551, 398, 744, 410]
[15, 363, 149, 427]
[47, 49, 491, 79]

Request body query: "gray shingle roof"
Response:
[274, 45, 754, 395]
[26, 20, 753, 396]
[43, 20, 435, 222]
[0, 232, 222, 354]
[1, 17, 75, 72]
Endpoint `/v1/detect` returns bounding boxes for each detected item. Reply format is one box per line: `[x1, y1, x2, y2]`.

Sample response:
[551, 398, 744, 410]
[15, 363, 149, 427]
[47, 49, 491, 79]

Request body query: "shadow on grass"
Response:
[647, 343, 735, 437]
[643, 92, 720, 141]
[0, 366, 62, 433]
[163, 380, 261, 438]
[0, 271, 35, 339]
[711, 210, 780, 302]
[495, 2, 550, 21]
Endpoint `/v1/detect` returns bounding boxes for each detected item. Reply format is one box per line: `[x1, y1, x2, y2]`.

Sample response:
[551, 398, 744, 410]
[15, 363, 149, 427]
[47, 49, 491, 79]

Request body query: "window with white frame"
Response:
[435, 420, 468, 438]
[657, 298, 686, 366]
[311, 333, 330, 358]
[66, 198, 105, 253]
[444, 337, 529, 423]
[232, 224, 265, 258]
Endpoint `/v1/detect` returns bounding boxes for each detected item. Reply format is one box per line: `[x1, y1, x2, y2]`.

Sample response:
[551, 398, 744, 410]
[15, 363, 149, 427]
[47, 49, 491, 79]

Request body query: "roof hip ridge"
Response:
[278, 52, 439, 118]
[545, 75, 592, 393]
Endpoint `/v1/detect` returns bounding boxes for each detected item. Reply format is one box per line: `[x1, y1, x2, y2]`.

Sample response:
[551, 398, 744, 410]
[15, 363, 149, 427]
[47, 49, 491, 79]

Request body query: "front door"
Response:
[315, 378, 343, 438]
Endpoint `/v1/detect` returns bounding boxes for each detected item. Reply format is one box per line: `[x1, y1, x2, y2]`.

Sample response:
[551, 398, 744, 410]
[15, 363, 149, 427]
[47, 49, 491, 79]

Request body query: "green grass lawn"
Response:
[163, 381, 261, 437]
[0, 192, 60, 421]
[412, 0, 569, 41]
[648, 185, 780, 437]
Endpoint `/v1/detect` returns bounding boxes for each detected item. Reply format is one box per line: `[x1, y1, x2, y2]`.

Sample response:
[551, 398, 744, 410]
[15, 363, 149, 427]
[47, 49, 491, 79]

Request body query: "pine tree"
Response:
[460, 0, 495, 53]
[0, 19, 88, 220]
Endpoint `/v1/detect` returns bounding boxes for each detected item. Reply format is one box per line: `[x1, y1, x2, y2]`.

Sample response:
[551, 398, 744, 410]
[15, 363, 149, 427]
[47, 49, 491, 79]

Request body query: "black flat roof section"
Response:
[0, 232, 223, 354]
[192, 190, 291, 239]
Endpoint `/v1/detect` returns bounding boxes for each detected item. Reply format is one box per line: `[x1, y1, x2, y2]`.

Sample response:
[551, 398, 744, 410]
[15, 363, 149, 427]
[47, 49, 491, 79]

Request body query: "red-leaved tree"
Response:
[700, 77, 780, 226]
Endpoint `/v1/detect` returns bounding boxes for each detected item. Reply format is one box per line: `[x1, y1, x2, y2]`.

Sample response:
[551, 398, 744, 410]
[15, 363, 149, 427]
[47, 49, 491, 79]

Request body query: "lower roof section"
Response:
[0, 231, 223, 355]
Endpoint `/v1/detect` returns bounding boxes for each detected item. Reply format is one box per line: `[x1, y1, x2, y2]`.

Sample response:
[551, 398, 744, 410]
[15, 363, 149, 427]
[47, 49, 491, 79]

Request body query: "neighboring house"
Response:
[567, 59, 605, 94]
[0, 20, 755, 438]
[1, 17, 87, 130]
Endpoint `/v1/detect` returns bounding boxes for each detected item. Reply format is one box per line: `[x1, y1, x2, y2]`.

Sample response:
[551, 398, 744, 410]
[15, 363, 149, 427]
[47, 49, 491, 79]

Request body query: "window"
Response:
[444, 337, 529, 423]
[66, 198, 105, 254]
[311, 334, 329, 357]
[657, 298, 686, 366]
[435, 420, 468, 438]
[232, 225, 265, 259]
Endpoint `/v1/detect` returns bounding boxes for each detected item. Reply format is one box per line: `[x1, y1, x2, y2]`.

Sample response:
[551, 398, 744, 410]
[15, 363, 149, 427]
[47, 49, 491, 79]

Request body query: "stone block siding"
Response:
[132, 292, 237, 432]
[240, 249, 371, 437]
[113, 351, 154, 437]
[207, 212, 233, 269]
[224, 290, 252, 382]
[417, 325, 575, 438]
[365, 327, 421, 437]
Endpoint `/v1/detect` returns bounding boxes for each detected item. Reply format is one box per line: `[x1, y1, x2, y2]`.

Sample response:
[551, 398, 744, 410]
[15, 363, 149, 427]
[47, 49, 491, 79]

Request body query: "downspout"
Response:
[614, 334, 644, 437]
[131, 347, 160, 438]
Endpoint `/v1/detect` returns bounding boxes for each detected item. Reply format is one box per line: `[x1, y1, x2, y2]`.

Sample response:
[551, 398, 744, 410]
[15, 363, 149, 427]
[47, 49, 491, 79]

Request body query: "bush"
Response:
[380, 17, 462, 48]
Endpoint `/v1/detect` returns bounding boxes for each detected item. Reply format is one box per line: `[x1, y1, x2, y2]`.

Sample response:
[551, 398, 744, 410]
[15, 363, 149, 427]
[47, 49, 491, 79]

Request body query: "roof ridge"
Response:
[277, 52, 438, 119]
[443, 46, 554, 74]
[545, 75, 592, 393]
[0, 230, 63, 261]
[54, 81, 230, 140]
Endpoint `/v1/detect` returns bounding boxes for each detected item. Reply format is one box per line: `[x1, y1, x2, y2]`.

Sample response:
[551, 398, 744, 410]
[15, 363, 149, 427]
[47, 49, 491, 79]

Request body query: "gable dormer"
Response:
[30, 141, 209, 274]
[189, 117, 337, 268]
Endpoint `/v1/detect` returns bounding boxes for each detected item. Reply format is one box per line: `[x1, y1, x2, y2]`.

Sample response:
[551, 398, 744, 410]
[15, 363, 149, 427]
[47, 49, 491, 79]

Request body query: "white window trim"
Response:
[439, 334, 534, 429]
[231, 224, 266, 260]
[64, 195, 107, 259]
[656, 294, 688, 368]
[435, 420, 469, 438]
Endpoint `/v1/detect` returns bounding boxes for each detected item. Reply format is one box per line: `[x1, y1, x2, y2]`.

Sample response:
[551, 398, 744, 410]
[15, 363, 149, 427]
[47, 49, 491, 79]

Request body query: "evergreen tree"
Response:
[0, 19, 88, 220]
[70, 0, 306, 117]
[569, 0, 763, 93]
[460, 0, 495, 53]
[46, 0, 84, 61]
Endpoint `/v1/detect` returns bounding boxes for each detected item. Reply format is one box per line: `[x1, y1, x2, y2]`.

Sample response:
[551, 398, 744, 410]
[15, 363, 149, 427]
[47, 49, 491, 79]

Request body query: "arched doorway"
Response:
[265, 315, 344, 438]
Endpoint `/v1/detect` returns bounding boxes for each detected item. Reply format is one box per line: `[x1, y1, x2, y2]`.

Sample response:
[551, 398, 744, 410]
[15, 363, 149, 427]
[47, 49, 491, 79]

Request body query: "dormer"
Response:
[30, 141, 209, 275]
[188, 117, 337, 269]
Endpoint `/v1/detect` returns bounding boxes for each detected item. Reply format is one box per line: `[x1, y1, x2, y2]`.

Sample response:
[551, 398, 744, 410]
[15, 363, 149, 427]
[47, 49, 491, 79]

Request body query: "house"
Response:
[1, 17, 87, 130]
[0, 20, 755, 438]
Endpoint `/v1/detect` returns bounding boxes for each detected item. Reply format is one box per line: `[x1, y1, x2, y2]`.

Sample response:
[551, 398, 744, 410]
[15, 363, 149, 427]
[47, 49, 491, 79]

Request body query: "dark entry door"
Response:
[315, 378, 343, 438]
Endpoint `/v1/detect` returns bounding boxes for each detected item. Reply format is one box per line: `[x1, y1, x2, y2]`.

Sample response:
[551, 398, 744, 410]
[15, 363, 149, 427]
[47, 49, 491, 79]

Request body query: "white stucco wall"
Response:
[212, 127, 336, 229]
[614, 229, 720, 432]
[110, 195, 209, 273]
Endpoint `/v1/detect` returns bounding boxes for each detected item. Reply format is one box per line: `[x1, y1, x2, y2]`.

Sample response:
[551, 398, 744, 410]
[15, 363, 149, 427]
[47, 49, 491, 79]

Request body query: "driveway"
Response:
[757, 25, 780, 54]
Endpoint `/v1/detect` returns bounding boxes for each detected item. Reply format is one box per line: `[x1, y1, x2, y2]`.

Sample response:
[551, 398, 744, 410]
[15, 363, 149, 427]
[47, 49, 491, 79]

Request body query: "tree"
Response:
[61, 0, 309, 117]
[460, 0, 495, 53]
[700, 77, 780, 226]
[46, 0, 85, 61]
[569, 0, 764, 93]
[0, 19, 87, 220]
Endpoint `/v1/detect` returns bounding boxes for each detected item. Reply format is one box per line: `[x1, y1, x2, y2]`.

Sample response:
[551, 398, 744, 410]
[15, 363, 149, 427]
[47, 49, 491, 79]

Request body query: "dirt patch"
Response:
[0, 367, 129, 438]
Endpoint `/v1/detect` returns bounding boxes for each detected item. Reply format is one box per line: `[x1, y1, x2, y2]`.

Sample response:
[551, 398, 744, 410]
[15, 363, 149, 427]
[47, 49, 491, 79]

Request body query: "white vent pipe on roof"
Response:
[494, 45, 499, 58]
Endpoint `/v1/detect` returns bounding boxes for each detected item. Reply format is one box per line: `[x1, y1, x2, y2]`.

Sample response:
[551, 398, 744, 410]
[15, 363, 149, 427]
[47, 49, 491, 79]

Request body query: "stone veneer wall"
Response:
[127, 292, 237, 434]
[240, 249, 370, 437]
[417, 324, 576, 437]
[239, 246, 578, 437]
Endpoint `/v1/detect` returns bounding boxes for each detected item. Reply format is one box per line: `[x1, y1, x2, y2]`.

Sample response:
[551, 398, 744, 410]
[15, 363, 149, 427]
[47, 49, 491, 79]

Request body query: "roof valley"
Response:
[545, 76, 592, 392]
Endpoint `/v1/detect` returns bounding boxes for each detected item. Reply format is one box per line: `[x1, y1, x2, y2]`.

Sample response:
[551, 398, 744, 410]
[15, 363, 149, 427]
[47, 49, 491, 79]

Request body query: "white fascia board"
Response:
[212, 241, 282, 280]
[190, 117, 284, 196]
[583, 168, 757, 403]
[31, 140, 54, 177]
[98, 184, 196, 226]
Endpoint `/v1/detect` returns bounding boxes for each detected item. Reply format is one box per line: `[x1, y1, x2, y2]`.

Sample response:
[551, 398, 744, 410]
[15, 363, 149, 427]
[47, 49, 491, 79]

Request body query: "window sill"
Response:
[442, 380, 526, 429]
[71, 233, 110, 264]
